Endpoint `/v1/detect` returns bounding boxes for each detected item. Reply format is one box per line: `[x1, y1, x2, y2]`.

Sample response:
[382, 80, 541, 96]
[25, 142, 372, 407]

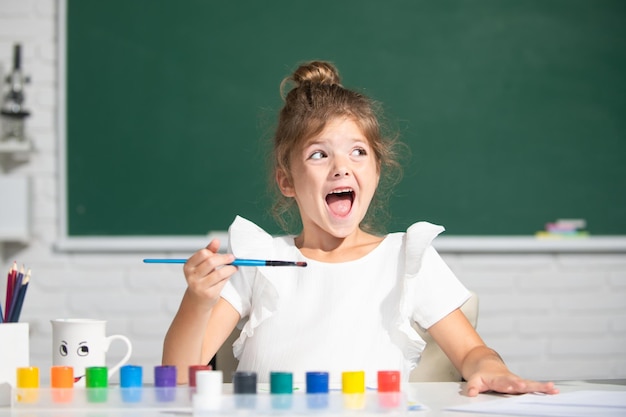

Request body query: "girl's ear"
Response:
[276, 168, 295, 197]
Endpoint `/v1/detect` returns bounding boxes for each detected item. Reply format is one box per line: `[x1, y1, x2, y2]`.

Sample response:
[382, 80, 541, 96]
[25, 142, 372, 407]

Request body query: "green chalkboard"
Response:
[64, 0, 626, 237]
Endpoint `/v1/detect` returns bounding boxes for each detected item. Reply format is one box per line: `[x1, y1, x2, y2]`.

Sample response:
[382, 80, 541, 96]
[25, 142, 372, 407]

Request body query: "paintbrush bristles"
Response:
[264, 260, 308, 267]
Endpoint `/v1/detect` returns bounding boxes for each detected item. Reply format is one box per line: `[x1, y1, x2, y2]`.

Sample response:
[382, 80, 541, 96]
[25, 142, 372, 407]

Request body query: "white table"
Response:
[1, 380, 624, 416]
[405, 380, 626, 416]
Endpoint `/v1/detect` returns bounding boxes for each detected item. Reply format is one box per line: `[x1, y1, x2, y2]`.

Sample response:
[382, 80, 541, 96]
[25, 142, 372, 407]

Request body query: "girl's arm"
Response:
[427, 309, 559, 397]
[162, 239, 240, 384]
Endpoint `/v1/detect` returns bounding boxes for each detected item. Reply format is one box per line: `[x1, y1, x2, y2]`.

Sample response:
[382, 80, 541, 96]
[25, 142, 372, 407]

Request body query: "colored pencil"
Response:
[7, 265, 24, 321]
[143, 258, 307, 267]
[4, 261, 17, 322]
[1, 266, 8, 323]
[8, 269, 29, 323]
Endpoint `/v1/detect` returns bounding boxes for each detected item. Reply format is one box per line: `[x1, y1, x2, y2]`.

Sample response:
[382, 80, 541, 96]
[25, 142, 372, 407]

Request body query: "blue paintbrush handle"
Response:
[143, 259, 307, 267]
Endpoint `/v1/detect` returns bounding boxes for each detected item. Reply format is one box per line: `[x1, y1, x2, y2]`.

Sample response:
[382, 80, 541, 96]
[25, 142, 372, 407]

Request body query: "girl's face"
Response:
[277, 117, 380, 242]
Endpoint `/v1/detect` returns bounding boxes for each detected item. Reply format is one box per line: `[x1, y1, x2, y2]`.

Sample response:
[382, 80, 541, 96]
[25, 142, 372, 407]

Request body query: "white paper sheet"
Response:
[446, 390, 626, 417]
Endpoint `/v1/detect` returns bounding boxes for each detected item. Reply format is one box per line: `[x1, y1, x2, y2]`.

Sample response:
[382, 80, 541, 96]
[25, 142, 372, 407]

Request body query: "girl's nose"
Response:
[331, 155, 351, 178]
[333, 166, 350, 177]
[333, 168, 349, 178]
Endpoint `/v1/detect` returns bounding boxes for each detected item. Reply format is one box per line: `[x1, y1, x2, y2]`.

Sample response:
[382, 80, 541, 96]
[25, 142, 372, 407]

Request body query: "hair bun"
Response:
[291, 61, 341, 87]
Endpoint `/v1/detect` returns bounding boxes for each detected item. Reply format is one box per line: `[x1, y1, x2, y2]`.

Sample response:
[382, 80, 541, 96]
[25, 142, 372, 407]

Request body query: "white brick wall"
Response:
[1, 1, 625, 384]
[448, 254, 626, 380]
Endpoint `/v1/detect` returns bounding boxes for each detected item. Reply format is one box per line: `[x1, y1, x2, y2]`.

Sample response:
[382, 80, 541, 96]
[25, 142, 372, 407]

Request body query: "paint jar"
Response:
[342, 370, 365, 410]
[16, 366, 39, 404]
[306, 371, 329, 409]
[85, 366, 108, 403]
[154, 365, 177, 402]
[270, 372, 293, 410]
[233, 371, 257, 409]
[50, 366, 74, 403]
[193, 370, 223, 412]
[377, 370, 402, 408]
[120, 365, 143, 403]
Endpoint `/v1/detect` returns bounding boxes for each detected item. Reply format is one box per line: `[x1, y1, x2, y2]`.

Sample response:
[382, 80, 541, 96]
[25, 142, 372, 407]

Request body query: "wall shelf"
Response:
[0, 141, 31, 153]
[53, 234, 626, 253]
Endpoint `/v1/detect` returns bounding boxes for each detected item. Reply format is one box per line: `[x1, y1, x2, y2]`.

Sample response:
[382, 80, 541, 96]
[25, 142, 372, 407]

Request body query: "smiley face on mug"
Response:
[58, 339, 92, 381]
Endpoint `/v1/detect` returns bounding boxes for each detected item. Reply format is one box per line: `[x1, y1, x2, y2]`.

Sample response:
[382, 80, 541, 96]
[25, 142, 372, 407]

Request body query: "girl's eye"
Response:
[309, 151, 326, 160]
[352, 147, 367, 156]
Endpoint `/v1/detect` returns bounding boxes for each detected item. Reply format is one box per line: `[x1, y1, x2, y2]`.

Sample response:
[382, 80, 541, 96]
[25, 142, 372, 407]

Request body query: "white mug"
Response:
[50, 318, 132, 386]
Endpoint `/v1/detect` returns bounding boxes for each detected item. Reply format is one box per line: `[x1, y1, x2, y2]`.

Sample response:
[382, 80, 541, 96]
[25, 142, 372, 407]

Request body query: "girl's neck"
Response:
[294, 228, 384, 263]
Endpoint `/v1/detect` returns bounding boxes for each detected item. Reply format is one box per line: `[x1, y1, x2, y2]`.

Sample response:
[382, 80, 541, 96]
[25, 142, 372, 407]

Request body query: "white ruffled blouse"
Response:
[220, 216, 470, 387]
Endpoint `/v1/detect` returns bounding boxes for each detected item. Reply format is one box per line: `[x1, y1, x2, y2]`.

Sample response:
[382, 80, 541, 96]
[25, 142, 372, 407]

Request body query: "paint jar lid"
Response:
[342, 371, 365, 394]
[377, 370, 401, 392]
[51, 366, 74, 388]
[232, 371, 257, 394]
[189, 365, 212, 388]
[306, 371, 329, 394]
[196, 370, 223, 396]
[16, 367, 39, 388]
[85, 366, 108, 388]
[120, 365, 143, 388]
[270, 372, 293, 394]
[154, 365, 177, 387]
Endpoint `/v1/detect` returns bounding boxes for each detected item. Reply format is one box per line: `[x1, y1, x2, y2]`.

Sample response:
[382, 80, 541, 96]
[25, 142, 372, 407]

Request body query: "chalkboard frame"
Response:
[56, 0, 626, 253]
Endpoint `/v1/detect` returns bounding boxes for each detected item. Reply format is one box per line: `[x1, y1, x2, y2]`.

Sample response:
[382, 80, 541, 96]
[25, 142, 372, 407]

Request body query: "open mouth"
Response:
[325, 188, 355, 217]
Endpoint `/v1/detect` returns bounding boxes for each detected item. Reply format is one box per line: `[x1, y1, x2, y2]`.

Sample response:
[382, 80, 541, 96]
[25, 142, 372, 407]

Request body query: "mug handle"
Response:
[104, 334, 133, 379]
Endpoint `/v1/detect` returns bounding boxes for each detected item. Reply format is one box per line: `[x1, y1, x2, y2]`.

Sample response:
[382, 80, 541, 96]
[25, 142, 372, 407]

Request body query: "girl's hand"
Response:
[465, 372, 559, 397]
[182, 239, 237, 310]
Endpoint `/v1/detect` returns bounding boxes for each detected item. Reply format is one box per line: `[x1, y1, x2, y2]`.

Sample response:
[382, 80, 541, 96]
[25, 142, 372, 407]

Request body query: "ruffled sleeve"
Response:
[387, 221, 471, 373]
[403, 222, 471, 329]
[228, 216, 276, 260]
[219, 216, 281, 359]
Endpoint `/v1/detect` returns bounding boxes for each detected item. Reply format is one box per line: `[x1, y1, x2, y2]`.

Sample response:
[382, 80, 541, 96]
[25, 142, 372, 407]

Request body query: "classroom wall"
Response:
[1, 0, 624, 383]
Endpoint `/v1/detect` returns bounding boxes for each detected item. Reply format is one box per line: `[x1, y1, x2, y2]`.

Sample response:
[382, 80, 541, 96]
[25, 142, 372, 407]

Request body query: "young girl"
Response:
[163, 61, 558, 397]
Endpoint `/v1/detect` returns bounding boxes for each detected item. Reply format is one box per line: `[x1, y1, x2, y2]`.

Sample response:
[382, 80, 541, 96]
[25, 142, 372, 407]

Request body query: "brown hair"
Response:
[271, 61, 403, 234]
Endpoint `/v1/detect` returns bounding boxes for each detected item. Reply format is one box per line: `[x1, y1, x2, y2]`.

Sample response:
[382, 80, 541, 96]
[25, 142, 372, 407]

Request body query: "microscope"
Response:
[1, 44, 30, 142]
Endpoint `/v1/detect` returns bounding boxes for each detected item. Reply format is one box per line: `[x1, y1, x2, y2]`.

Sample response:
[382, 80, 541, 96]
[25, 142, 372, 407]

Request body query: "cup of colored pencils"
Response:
[2, 261, 31, 323]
